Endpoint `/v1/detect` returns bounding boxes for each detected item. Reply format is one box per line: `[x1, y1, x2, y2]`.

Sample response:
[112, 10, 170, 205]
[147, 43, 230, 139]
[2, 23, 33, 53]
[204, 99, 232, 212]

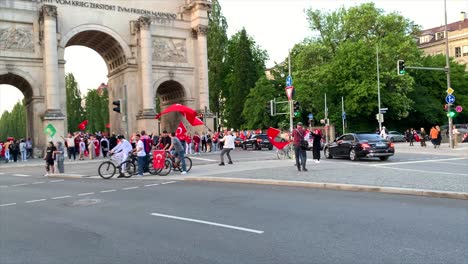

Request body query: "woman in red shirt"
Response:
[193, 132, 201, 155]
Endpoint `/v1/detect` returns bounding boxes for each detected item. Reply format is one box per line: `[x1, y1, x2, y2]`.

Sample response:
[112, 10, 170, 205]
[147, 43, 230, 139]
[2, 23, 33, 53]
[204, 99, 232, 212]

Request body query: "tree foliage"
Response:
[224, 28, 268, 129]
[0, 101, 26, 140]
[65, 73, 85, 133]
[84, 89, 108, 133]
[208, 0, 229, 120]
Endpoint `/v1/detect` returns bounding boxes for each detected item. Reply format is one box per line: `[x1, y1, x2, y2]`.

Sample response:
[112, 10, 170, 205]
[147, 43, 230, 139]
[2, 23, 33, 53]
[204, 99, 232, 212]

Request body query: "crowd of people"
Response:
[0, 138, 33, 163]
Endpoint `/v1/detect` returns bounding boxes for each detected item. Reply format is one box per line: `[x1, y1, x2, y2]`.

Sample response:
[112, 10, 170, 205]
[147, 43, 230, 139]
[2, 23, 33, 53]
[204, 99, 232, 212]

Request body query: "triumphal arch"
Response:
[0, 0, 211, 156]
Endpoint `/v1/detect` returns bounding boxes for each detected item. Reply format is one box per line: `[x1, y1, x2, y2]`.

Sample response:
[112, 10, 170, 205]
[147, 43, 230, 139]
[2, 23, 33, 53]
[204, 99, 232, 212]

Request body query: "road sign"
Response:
[342, 112, 346, 120]
[446, 87, 454, 94]
[308, 113, 313, 120]
[286, 75, 292, 87]
[285, 86, 294, 101]
[445, 94, 455, 104]
[456, 105, 463, 113]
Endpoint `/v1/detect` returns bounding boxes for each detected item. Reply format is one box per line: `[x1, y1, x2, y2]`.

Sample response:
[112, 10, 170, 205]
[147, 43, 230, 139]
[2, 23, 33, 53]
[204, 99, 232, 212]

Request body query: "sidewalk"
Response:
[2, 145, 468, 200]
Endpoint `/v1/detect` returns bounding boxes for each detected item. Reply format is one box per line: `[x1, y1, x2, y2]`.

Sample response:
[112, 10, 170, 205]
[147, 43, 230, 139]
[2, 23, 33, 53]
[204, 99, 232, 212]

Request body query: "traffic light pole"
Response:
[444, 0, 454, 149]
[376, 45, 382, 132]
[288, 50, 293, 133]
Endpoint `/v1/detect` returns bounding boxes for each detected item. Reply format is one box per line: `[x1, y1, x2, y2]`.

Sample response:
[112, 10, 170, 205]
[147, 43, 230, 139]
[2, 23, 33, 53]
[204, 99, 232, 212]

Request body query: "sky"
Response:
[1, 0, 468, 113]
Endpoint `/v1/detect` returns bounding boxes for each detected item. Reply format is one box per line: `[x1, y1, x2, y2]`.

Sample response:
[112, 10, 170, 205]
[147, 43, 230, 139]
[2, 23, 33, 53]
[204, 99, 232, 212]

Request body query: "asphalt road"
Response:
[1, 176, 467, 264]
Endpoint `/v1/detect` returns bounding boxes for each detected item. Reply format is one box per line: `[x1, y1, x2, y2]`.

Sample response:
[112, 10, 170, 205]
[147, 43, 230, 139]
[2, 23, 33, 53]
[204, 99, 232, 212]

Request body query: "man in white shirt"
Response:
[219, 131, 235, 166]
[109, 135, 133, 177]
[133, 134, 146, 177]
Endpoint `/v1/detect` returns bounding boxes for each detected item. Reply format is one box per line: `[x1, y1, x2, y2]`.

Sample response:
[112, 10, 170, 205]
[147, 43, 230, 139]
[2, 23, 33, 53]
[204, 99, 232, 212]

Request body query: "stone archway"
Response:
[0, 73, 41, 156]
[157, 80, 189, 132]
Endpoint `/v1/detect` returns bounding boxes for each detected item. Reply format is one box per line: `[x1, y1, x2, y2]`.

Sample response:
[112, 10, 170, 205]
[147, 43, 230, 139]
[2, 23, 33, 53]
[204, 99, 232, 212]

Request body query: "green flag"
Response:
[44, 124, 56, 138]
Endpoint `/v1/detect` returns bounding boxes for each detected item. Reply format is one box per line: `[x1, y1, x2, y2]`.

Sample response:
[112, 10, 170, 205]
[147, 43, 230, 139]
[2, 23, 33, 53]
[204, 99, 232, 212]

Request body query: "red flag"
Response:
[78, 120, 88, 131]
[175, 122, 187, 139]
[153, 150, 165, 169]
[267, 127, 291, 150]
[155, 104, 204, 126]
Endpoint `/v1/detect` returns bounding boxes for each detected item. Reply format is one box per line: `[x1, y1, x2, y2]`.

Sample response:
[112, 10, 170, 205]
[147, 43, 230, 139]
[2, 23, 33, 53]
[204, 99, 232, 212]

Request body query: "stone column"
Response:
[193, 25, 210, 111]
[40, 5, 65, 144]
[41, 5, 63, 118]
[136, 16, 156, 132]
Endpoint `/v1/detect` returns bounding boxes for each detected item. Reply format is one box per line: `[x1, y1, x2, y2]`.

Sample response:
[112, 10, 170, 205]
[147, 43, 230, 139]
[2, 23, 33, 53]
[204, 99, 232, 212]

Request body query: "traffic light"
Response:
[112, 99, 121, 113]
[397, 60, 406, 75]
[447, 110, 456, 118]
[293, 101, 301, 117]
[443, 104, 449, 111]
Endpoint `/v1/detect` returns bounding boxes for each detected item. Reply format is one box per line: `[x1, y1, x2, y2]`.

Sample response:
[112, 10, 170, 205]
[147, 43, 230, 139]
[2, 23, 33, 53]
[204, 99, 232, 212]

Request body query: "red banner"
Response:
[78, 120, 88, 131]
[153, 150, 165, 169]
[267, 127, 291, 150]
[176, 122, 187, 139]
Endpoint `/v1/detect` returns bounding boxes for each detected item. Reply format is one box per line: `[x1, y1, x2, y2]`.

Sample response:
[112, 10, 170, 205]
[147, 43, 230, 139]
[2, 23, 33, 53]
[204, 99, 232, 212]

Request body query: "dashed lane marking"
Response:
[32, 181, 45, 184]
[0, 185, 8, 188]
[25, 199, 47, 203]
[0, 173, 4, 175]
[190, 157, 218, 162]
[100, 190, 117, 193]
[12, 183, 28, 187]
[51, 196, 72, 200]
[144, 183, 159, 187]
[161, 181, 177, 185]
[122, 186, 139, 190]
[49, 180, 64, 183]
[78, 192, 95, 196]
[0, 203, 16, 207]
[12, 174, 30, 177]
[150, 212, 264, 234]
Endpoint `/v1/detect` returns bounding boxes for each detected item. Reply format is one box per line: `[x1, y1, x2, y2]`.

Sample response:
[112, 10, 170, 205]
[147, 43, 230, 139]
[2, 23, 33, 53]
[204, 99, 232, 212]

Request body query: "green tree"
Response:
[224, 28, 268, 129]
[208, 0, 229, 121]
[84, 89, 109, 133]
[294, 3, 421, 132]
[65, 73, 85, 132]
[0, 101, 26, 140]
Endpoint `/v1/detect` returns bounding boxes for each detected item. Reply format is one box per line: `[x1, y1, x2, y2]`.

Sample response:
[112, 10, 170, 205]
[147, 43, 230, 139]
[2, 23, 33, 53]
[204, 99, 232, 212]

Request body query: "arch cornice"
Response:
[153, 76, 193, 100]
[0, 66, 36, 97]
[60, 24, 132, 59]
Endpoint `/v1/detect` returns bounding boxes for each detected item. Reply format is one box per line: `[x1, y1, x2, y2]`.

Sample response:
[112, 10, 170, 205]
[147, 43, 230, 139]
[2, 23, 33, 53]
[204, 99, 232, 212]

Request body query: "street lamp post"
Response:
[444, 0, 454, 148]
[376, 45, 382, 132]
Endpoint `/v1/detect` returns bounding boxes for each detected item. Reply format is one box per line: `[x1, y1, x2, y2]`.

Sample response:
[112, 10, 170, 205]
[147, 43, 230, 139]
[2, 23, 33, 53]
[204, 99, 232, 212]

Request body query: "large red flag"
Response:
[155, 104, 204, 126]
[175, 122, 187, 140]
[152, 150, 165, 169]
[267, 127, 291, 150]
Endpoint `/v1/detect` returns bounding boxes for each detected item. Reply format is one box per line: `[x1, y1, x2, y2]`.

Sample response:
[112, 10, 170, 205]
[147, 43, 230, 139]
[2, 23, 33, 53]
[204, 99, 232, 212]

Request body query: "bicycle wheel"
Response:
[120, 161, 136, 178]
[183, 157, 192, 172]
[147, 158, 158, 175]
[277, 149, 285, 160]
[98, 161, 116, 179]
[157, 159, 172, 176]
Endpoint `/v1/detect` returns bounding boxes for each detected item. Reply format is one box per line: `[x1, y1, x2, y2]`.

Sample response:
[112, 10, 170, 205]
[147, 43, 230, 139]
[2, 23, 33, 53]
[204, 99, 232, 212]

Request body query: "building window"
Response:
[455, 47, 461, 57]
[463, 46, 468, 56]
[435, 31, 445, 40]
[419, 35, 431, 44]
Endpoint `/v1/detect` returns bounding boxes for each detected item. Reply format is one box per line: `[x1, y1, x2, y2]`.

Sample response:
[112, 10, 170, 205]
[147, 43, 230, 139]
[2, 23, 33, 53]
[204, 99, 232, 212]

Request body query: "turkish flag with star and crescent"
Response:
[267, 127, 291, 150]
[152, 150, 165, 169]
[175, 122, 187, 140]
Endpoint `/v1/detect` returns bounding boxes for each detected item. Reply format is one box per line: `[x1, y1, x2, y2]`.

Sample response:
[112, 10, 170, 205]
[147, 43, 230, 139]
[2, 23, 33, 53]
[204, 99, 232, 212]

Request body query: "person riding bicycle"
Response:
[167, 132, 187, 175]
[109, 135, 133, 177]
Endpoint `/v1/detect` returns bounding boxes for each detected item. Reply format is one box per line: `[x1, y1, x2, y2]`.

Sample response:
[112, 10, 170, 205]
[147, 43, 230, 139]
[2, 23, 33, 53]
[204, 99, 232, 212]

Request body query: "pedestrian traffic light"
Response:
[447, 110, 457, 118]
[112, 99, 121, 113]
[293, 101, 301, 117]
[397, 60, 406, 75]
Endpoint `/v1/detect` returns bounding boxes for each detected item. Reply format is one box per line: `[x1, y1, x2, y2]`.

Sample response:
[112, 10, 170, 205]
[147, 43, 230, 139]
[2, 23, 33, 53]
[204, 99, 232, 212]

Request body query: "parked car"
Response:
[234, 137, 244, 148]
[242, 134, 273, 150]
[324, 133, 395, 161]
[386, 131, 405, 142]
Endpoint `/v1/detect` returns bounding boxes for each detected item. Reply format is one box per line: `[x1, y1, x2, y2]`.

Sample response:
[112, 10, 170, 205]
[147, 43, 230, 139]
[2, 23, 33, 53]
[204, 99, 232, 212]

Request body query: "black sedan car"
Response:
[324, 133, 395, 161]
[242, 134, 273, 150]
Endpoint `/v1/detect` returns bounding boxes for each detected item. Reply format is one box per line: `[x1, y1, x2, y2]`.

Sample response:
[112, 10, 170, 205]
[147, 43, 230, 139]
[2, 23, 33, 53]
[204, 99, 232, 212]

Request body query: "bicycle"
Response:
[152, 151, 192, 176]
[276, 143, 293, 160]
[98, 152, 136, 179]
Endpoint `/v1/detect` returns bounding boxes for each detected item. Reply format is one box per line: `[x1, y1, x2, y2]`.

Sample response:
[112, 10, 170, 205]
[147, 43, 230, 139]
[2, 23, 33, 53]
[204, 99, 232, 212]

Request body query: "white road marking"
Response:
[100, 190, 117, 193]
[0, 203, 16, 207]
[12, 183, 28, 187]
[32, 181, 45, 184]
[25, 199, 47, 203]
[49, 180, 64, 183]
[122, 186, 139, 190]
[151, 213, 264, 234]
[78, 192, 94, 196]
[161, 181, 177, 185]
[0, 185, 8, 188]
[436, 161, 468, 166]
[376, 166, 468, 176]
[144, 183, 159, 187]
[0, 173, 4, 175]
[190, 157, 218, 162]
[51, 196, 72, 200]
[373, 157, 467, 166]
[12, 174, 30, 177]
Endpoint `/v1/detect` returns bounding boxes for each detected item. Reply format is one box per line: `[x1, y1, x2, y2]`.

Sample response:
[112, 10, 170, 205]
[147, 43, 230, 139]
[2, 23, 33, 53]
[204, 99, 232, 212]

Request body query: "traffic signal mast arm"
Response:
[397, 60, 447, 74]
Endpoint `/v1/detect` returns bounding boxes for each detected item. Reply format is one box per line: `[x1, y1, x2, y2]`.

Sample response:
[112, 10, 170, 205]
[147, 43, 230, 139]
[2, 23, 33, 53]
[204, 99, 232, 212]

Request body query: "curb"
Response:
[47, 174, 89, 179]
[184, 177, 468, 200]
